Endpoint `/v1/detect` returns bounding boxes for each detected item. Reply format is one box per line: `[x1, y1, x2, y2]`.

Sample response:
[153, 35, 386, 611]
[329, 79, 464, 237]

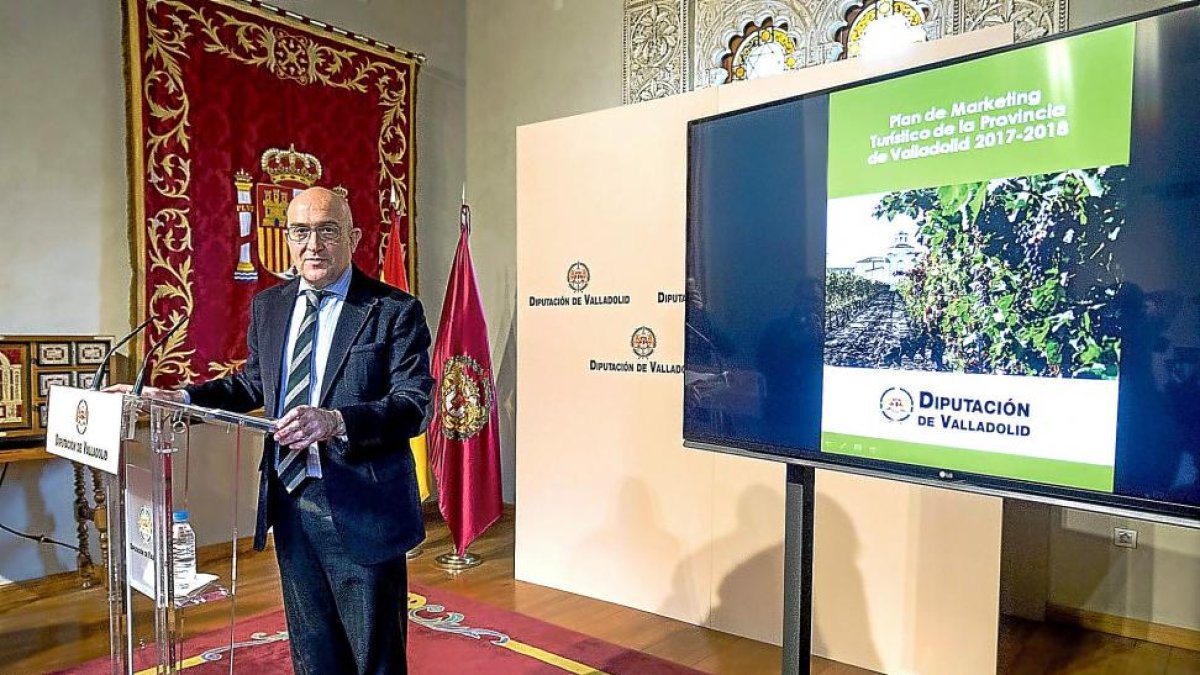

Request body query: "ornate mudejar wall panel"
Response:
[624, 0, 1068, 103]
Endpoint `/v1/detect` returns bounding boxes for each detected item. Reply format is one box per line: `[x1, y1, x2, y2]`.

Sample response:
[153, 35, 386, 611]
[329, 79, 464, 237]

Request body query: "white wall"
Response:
[1001, 502, 1200, 633]
[1070, 0, 1185, 28]
[0, 0, 466, 583]
[0, 3, 129, 334]
[0, 0, 128, 584]
[1048, 510, 1200, 630]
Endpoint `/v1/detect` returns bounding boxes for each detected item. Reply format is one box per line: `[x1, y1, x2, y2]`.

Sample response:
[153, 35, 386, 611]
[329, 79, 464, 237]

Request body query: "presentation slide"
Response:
[820, 25, 1136, 491]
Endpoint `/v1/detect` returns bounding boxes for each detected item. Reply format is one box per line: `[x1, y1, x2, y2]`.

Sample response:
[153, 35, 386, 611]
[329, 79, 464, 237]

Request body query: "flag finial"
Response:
[460, 183, 471, 234]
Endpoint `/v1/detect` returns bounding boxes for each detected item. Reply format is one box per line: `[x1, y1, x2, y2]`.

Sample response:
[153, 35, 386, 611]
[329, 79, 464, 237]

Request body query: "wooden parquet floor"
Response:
[0, 511, 1197, 674]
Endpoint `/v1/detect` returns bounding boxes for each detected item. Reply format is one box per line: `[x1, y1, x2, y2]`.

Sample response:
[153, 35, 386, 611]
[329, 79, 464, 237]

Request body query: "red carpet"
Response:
[58, 583, 705, 674]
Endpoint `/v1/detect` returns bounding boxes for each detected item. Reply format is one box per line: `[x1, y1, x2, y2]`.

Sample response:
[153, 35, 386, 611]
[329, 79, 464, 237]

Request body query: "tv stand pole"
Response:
[782, 464, 816, 675]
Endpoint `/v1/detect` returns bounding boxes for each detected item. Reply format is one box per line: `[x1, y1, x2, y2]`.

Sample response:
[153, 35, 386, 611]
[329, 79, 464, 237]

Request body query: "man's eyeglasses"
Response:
[286, 224, 343, 243]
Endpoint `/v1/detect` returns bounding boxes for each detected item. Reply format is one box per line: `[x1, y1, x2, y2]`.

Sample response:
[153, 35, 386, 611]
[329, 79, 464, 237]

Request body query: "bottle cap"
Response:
[172, 510, 189, 523]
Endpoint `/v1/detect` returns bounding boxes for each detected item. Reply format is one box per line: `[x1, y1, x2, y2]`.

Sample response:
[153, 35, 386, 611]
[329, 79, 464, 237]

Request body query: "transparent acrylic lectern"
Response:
[104, 395, 273, 674]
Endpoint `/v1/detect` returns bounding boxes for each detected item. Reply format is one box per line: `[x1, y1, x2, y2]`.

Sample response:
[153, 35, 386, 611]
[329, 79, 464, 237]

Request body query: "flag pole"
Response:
[434, 549, 482, 571]
[391, 183, 426, 561]
[434, 183, 485, 573]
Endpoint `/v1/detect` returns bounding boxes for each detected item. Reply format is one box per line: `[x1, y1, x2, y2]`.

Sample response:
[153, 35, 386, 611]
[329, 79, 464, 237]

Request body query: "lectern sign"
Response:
[45, 386, 122, 475]
[125, 465, 160, 603]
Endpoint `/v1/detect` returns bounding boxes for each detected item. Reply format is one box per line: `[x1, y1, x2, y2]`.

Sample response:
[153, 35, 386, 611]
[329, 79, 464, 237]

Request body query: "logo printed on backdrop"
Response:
[528, 262, 631, 308]
[75, 399, 89, 435]
[439, 355, 492, 441]
[566, 261, 590, 292]
[631, 327, 657, 359]
[588, 327, 683, 375]
[879, 387, 914, 422]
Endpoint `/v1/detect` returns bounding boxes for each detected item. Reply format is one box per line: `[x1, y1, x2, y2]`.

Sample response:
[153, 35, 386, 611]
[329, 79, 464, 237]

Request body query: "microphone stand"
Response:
[90, 316, 154, 390]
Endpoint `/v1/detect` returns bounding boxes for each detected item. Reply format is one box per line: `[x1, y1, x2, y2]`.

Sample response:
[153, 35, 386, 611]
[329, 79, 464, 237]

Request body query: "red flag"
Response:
[381, 198, 410, 292]
[429, 203, 503, 555]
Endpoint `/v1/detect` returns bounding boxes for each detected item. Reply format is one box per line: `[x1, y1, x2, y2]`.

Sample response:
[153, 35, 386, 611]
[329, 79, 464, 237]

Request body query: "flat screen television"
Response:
[684, 2, 1200, 525]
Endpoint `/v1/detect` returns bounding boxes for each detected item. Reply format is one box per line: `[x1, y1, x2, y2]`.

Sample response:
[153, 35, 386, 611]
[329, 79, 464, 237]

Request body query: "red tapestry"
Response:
[126, 0, 419, 386]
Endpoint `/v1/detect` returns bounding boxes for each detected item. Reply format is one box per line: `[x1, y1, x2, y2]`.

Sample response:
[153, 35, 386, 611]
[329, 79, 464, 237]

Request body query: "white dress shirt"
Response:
[276, 266, 353, 478]
[278, 266, 353, 416]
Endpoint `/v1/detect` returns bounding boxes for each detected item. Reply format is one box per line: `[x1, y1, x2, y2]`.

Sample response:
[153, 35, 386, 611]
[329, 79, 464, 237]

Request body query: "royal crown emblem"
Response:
[262, 145, 323, 186]
[439, 355, 492, 441]
[231, 145, 345, 282]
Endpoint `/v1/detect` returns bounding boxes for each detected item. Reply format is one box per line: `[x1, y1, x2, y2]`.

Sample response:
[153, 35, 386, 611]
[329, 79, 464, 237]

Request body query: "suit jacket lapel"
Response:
[261, 279, 300, 415]
[319, 267, 377, 406]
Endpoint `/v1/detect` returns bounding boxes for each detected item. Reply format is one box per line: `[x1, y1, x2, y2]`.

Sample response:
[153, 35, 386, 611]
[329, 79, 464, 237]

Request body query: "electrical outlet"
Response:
[1114, 527, 1138, 549]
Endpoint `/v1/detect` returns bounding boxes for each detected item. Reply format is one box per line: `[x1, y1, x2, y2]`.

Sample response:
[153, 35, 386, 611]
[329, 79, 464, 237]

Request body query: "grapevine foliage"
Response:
[872, 167, 1127, 378]
[826, 272, 888, 333]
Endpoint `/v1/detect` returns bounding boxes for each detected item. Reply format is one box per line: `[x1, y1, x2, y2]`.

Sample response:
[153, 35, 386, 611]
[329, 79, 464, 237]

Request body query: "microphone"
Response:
[90, 316, 155, 391]
[131, 317, 187, 395]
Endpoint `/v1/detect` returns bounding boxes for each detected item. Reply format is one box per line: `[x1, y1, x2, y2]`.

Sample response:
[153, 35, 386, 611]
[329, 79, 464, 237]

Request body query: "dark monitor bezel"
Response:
[683, 0, 1200, 528]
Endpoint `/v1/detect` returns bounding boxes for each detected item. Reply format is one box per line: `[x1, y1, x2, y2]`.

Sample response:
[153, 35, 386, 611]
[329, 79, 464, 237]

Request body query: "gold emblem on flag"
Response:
[439, 355, 491, 440]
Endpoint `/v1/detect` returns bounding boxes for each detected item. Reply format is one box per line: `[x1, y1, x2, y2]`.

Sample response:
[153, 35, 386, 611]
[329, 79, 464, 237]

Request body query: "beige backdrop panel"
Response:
[516, 27, 1012, 672]
[516, 90, 722, 625]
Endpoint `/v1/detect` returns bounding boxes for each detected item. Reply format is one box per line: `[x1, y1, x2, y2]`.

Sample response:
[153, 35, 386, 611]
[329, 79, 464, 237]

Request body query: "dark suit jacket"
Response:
[186, 266, 434, 565]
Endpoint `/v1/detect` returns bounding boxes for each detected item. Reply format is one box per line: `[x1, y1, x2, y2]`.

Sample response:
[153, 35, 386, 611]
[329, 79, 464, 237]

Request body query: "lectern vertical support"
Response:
[782, 464, 815, 675]
[101, 395, 273, 674]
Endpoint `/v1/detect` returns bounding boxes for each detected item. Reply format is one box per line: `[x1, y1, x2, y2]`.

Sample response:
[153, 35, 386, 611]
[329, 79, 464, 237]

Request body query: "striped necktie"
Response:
[276, 289, 328, 493]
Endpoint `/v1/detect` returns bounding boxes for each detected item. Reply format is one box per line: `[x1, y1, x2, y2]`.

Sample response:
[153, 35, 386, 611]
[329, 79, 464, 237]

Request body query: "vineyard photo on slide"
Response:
[824, 166, 1128, 378]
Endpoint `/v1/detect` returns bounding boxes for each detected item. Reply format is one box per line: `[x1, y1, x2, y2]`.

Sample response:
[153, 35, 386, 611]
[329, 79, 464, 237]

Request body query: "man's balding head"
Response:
[287, 187, 353, 228]
[285, 187, 361, 288]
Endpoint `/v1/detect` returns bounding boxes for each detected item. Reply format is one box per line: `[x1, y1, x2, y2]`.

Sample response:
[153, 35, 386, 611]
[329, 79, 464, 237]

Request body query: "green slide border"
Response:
[822, 431, 1115, 492]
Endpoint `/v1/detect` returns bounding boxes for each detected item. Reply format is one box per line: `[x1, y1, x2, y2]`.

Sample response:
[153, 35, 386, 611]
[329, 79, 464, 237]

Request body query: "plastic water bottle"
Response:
[171, 510, 197, 588]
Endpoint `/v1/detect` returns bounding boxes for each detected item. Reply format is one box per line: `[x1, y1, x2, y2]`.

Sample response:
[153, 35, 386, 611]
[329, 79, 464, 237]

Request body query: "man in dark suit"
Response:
[118, 187, 433, 674]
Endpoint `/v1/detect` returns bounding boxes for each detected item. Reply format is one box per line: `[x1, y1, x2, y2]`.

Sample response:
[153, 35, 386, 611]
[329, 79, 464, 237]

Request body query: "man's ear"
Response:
[350, 227, 363, 250]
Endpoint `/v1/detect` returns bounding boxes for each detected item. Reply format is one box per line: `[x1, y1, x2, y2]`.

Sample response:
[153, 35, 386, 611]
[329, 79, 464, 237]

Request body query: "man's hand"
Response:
[274, 405, 345, 450]
[103, 384, 186, 403]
